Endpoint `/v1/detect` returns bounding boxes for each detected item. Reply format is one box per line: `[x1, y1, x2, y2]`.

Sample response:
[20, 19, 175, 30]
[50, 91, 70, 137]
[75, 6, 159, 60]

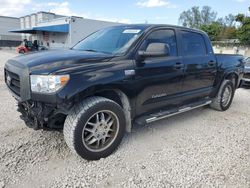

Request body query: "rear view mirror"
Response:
[138, 43, 170, 58]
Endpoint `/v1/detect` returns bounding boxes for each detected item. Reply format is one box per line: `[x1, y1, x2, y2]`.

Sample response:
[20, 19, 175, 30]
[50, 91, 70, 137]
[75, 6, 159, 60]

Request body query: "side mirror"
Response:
[138, 42, 170, 58]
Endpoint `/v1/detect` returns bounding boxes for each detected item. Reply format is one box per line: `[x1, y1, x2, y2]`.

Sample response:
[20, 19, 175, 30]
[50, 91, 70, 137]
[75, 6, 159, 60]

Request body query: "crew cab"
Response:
[4, 25, 244, 160]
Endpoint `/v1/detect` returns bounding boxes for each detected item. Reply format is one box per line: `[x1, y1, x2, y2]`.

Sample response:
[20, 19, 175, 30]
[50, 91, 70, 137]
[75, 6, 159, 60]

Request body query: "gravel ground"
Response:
[0, 50, 249, 188]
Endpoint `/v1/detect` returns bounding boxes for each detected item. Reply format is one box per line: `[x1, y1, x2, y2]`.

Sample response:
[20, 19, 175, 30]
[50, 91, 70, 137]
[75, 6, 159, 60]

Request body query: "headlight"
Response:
[30, 75, 70, 93]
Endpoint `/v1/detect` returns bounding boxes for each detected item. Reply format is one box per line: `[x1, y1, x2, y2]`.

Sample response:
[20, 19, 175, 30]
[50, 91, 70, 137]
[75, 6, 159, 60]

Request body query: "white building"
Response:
[0, 16, 21, 47]
[10, 12, 121, 49]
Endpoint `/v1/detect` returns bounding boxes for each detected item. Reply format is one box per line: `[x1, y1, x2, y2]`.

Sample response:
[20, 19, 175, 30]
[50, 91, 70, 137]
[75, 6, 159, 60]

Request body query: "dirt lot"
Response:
[0, 50, 249, 188]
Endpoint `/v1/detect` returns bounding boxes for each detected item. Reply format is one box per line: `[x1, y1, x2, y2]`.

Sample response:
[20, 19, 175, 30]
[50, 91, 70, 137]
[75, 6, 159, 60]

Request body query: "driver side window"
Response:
[140, 29, 177, 56]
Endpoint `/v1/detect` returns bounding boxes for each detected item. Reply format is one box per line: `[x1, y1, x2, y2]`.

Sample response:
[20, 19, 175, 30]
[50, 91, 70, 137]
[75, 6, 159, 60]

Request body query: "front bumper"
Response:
[18, 101, 69, 130]
[4, 60, 72, 129]
[242, 79, 250, 86]
[242, 69, 250, 86]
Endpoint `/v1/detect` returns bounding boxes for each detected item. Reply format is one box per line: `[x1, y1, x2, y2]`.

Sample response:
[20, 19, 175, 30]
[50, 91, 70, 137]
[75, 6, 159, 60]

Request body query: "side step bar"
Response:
[135, 99, 212, 125]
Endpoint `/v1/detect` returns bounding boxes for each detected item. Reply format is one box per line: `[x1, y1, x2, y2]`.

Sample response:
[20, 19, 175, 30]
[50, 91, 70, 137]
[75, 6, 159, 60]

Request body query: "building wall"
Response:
[48, 32, 70, 48]
[33, 16, 121, 49]
[33, 31, 69, 49]
[37, 12, 56, 23]
[38, 16, 70, 27]
[0, 16, 21, 41]
[24, 16, 31, 28]
[15, 12, 122, 49]
[0, 16, 21, 47]
[30, 14, 38, 27]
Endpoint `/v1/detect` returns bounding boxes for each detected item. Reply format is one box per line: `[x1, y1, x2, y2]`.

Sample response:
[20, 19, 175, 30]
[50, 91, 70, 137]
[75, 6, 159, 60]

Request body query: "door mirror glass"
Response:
[138, 42, 170, 58]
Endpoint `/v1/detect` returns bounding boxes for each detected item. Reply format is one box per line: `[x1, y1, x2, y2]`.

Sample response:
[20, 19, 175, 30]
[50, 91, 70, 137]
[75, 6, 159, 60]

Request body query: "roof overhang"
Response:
[10, 24, 69, 34]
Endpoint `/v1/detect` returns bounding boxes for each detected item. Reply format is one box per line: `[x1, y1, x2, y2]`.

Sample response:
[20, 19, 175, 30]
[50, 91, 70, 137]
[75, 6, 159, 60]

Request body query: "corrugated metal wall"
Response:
[0, 16, 22, 47]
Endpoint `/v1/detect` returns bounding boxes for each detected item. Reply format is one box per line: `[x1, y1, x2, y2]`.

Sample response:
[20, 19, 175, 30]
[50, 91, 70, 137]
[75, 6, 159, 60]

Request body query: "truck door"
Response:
[179, 30, 217, 102]
[134, 28, 184, 115]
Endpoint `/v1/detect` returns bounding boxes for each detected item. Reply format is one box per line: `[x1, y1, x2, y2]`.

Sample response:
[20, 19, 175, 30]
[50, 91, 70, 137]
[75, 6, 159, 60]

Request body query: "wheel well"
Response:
[225, 73, 238, 88]
[94, 90, 123, 107]
[94, 89, 132, 132]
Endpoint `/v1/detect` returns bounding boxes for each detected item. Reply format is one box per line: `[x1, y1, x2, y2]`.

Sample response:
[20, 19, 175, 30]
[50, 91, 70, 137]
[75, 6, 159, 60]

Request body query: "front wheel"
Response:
[63, 97, 126, 160]
[210, 80, 235, 111]
[19, 49, 25, 54]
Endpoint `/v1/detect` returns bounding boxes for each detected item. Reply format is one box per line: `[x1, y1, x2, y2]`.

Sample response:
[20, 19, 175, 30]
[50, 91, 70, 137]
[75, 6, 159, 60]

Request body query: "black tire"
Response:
[19, 50, 25, 54]
[210, 80, 235, 111]
[63, 96, 126, 160]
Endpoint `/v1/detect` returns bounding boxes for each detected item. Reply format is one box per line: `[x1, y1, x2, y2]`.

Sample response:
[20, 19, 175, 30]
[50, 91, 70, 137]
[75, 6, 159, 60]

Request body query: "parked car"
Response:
[242, 57, 250, 87]
[4, 25, 244, 160]
[16, 40, 47, 54]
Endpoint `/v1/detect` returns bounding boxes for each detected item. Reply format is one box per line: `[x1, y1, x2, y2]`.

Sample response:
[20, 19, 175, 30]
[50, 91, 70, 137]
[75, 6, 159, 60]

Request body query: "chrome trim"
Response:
[242, 78, 250, 82]
[146, 100, 212, 123]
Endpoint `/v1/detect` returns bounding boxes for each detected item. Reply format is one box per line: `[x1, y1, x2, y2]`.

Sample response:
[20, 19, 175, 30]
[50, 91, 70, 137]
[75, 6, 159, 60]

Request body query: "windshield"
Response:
[72, 27, 144, 55]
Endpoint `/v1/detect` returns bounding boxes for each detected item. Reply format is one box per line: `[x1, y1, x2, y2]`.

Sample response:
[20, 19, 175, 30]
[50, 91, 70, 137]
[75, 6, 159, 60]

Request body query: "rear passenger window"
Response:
[180, 31, 207, 56]
[141, 29, 177, 56]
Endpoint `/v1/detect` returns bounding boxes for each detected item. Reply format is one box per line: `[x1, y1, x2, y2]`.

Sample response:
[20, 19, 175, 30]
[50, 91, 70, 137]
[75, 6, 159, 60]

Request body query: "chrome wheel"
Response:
[222, 85, 232, 107]
[82, 110, 119, 152]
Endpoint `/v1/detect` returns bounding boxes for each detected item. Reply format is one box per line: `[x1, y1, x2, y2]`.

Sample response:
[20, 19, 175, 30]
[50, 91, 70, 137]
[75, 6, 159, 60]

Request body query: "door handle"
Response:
[208, 61, 215, 67]
[174, 62, 184, 69]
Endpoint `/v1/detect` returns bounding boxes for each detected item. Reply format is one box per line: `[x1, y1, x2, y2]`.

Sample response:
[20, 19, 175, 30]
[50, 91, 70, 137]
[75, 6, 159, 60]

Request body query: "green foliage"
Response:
[221, 27, 237, 39]
[200, 22, 222, 41]
[179, 6, 250, 43]
[179, 6, 238, 41]
[236, 14, 250, 45]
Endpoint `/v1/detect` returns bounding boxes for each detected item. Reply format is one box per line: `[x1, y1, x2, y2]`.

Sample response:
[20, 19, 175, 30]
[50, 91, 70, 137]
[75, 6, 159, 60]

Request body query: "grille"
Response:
[243, 73, 250, 79]
[5, 69, 21, 97]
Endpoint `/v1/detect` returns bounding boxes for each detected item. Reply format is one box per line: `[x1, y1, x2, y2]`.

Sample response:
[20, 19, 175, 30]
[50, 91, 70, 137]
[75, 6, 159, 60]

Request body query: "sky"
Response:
[0, 0, 249, 24]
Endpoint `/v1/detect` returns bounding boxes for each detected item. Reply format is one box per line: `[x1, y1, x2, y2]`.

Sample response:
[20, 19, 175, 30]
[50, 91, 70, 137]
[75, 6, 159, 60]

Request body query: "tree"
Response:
[235, 13, 250, 45]
[224, 14, 236, 27]
[179, 6, 200, 28]
[221, 27, 237, 39]
[179, 6, 217, 28]
[201, 6, 217, 25]
[200, 22, 222, 41]
[179, 6, 238, 41]
[217, 14, 237, 40]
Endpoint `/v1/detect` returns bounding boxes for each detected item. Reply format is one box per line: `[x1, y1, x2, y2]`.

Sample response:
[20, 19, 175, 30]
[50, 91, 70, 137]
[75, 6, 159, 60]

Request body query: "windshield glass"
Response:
[72, 27, 144, 55]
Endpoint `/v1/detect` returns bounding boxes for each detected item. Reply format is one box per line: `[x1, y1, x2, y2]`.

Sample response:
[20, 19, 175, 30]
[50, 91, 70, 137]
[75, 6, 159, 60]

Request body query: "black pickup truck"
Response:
[4, 25, 244, 160]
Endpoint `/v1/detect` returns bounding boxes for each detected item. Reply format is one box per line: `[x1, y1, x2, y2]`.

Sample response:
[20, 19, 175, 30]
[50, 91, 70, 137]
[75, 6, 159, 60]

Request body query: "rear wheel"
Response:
[63, 96, 126, 160]
[210, 80, 235, 111]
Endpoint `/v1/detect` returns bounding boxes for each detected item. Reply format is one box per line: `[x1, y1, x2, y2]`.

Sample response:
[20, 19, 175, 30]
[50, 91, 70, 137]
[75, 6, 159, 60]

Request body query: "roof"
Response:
[20, 11, 57, 18]
[9, 24, 69, 34]
[0, 15, 19, 20]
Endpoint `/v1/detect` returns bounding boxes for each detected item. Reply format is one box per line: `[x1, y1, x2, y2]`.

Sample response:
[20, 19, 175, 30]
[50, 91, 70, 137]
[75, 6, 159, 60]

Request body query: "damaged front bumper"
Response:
[17, 101, 69, 130]
[5, 59, 73, 130]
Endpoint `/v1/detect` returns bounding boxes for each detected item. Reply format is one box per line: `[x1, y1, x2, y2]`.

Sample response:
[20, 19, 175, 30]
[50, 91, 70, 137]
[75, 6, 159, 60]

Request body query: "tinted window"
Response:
[181, 31, 207, 56]
[141, 29, 177, 56]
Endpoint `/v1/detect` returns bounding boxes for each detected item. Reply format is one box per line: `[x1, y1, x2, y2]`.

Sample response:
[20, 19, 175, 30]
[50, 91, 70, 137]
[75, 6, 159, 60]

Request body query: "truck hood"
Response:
[7, 49, 114, 74]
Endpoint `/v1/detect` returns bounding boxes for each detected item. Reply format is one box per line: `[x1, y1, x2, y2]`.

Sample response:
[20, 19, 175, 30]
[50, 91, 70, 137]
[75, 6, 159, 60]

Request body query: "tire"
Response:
[19, 50, 25, 54]
[210, 80, 235, 111]
[63, 96, 126, 160]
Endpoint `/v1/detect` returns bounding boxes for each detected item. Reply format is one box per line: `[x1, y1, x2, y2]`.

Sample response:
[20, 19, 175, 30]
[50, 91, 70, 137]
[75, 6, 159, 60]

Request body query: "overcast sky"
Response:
[0, 0, 249, 24]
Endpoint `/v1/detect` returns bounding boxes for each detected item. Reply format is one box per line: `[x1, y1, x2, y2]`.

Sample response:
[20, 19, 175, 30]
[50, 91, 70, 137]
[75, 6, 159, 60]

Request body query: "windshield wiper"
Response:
[83, 49, 112, 55]
[83, 49, 99, 52]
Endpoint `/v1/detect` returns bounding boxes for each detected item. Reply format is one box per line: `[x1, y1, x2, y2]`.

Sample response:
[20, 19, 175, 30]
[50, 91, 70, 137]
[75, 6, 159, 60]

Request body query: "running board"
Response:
[135, 99, 212, 125]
